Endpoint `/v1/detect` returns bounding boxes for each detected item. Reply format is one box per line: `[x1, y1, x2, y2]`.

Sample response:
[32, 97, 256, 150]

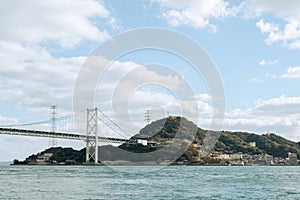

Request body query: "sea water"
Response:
[0, 164, 299, 199]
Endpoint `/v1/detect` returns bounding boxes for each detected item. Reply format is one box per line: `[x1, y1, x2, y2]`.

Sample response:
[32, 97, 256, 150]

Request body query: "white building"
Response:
[217, 154, 230, 160]
[230, 153, 243, 160]
[248, 142, 256, 147]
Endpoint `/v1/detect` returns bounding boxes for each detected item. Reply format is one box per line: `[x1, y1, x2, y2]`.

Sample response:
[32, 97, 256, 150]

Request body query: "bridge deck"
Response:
[0, 127, 132, 144]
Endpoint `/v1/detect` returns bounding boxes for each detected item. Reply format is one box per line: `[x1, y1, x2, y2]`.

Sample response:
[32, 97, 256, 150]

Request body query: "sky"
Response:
[1, 0, 300, 161]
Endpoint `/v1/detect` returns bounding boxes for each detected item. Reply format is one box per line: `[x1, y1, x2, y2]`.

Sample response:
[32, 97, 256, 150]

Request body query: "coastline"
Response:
[11, 160, 300, 166]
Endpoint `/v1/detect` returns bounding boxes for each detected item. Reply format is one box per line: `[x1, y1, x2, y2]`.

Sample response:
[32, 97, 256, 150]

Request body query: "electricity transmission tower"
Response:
[144, 109, 152, 124]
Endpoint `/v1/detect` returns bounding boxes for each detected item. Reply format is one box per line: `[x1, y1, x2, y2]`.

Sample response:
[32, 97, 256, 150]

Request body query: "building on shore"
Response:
[230, 153, 243, 160]
[217, 154, 230, 160]
[36, 153, 53, 164]
[264, 154, 274, 165]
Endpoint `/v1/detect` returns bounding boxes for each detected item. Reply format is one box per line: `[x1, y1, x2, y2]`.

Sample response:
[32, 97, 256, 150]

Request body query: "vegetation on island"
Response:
[13, 116, 300, 165]
[13, 147, 85, 165]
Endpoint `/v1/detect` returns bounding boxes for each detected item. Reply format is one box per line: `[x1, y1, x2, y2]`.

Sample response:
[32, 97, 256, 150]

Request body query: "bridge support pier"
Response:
[86, 108, 99, 164]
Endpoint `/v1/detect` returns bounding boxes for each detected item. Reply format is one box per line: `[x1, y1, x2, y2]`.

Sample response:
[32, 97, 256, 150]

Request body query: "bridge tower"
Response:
[50, 105, 58, 147]
[85, 108, 99, 164]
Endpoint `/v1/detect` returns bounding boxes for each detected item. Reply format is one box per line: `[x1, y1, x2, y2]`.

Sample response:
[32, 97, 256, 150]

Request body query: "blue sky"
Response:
[0, 0, 300, 161]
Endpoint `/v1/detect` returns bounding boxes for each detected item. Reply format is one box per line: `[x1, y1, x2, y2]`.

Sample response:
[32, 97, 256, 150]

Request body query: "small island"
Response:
[13, 116, 300, 166]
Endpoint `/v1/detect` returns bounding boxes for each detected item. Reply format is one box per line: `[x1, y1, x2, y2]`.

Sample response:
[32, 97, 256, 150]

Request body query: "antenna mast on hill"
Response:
[49, 105, 58, 147]
[144, 109, 152, 124]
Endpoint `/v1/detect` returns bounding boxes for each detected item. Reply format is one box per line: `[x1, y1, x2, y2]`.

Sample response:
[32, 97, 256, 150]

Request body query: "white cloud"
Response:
[154, 0, 238, 31]
[254, 95, 300, 112]
[92, 60, 209, 134]
[95, 60, 186, 106]
[259, 59, 278, 66]
[241, 0, 300, 49]
[0, 41, 86, 113]
[242, 0, 300, 18]
[226, 108, 251, 117]
[256, 19, 279, 33]
[249, 78, 263, 83]
[0, 0, 112, 48]
[221, 95, 300, 141]
[0, 0, 116, 114]
[256, 18, 300, 49]
[282, 66, 300, 78]
[195, 93, 211, 102]
[153, 0, 300, 49]
[153, 0, 300, 48]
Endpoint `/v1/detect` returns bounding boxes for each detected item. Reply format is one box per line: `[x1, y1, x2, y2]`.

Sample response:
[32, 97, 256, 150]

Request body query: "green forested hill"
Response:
[127, 116, 300, 159]
[215, 131, 300, 158]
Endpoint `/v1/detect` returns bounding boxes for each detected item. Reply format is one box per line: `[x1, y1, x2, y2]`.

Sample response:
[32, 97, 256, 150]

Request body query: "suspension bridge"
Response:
[0, 108, 150, 164]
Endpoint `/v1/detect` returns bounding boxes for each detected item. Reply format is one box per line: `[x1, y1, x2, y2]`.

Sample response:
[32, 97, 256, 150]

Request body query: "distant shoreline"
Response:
[11, 161, 300, 167]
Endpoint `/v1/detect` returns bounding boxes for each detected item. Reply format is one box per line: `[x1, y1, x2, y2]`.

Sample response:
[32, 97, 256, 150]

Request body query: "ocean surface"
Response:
[0, 164, 299, 200]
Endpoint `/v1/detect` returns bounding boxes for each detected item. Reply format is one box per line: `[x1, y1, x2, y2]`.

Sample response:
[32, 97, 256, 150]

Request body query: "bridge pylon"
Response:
[85, 108, 99, 164]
